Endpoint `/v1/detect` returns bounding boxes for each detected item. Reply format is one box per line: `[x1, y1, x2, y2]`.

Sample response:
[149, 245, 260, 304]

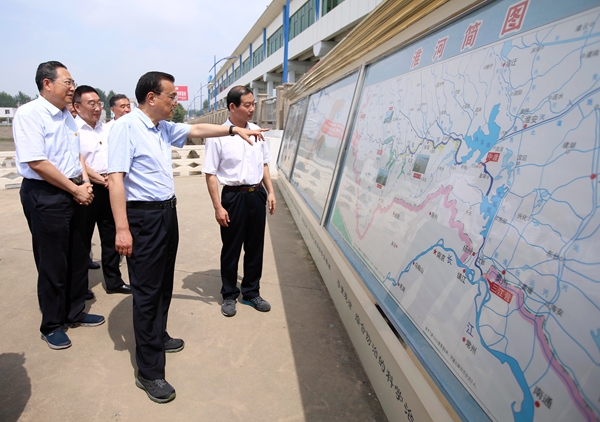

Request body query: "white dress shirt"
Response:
[13, 96, 82, 180]
[203, 119, 271, 186]
[76, 115, 108, 174]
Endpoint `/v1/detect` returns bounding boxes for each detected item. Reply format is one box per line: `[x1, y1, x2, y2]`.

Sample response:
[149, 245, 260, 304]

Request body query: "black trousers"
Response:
[20, 178, 89, 335]
[126, 205, 178, 380]
[84, 183, 123, 290]
[220, 186, 267, 300]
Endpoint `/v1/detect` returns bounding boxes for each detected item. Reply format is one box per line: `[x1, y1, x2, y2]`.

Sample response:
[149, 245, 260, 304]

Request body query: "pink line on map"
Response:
[508, 285, 596, 421]
[353, 184, 474, 263]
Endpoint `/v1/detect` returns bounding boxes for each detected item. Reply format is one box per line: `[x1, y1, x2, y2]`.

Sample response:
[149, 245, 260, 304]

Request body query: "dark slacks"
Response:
[20, 178, 89, 335]
[126, 205, 178, 380]
[84, 183, 123, 290]
[220, 186, 267, 300]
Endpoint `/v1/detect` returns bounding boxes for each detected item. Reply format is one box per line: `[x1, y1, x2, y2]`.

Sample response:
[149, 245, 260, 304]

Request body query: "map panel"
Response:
[291, 73, 358, 218]
[326, 1, 600, 421]
[278, 98, 307, 179]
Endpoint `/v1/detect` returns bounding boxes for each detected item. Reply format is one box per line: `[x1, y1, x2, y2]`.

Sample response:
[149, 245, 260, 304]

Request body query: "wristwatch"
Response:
[229, 125, 235, 136]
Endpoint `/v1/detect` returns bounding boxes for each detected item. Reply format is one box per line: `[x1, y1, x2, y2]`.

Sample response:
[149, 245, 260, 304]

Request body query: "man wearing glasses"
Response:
[13, 61, 105, 351]
[108, 71, 268, 403]
[73, 85, 131, 298]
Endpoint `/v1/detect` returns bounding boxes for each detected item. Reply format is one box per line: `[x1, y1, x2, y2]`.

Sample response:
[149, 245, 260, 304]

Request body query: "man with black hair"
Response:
[104, 94, 131, 131]
[204, 85, 276, 318]
[73, 85, 131, 297]
[13, 61, 104, 351]
[108, 72, 268, 404]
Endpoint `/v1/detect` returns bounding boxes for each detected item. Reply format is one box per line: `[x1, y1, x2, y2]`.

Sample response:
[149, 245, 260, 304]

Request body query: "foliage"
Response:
[172, 103, 186, 123]
[106, 90, 116, 115]
[0, 92, 17, 107]
[14, 91, 33, 106]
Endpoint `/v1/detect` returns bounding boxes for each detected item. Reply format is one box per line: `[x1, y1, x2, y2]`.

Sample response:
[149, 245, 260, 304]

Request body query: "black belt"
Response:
[223, 183, 262, 193]
[69, 175, 83, 185]
[126, 196, 177, 210]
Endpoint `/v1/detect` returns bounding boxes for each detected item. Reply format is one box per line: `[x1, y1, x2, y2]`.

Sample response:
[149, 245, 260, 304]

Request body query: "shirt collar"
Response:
[134, 107, 161, 131]
[37, 95, 64, 117]
[225, 118, 249, 130]
[75, 114, 102, 130]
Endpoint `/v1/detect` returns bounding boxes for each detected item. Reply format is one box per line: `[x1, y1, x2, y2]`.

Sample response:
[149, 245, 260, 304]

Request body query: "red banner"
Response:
[175, 86, 188, 101]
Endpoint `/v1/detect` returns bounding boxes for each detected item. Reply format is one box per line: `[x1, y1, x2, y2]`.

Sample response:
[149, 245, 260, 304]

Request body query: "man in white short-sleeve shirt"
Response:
[204, 85, 277, 319]
[74, 85, 130, 296]
[14, 61, 104, 351]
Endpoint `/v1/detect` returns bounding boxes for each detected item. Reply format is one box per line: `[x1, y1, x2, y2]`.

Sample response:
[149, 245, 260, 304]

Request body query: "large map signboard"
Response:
[325, 0, 600, 421]
[291, 73, 358, 218]
[278, 98, 308, 179]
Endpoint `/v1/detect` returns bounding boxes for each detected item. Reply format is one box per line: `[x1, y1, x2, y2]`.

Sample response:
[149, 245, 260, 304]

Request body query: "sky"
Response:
[0, 0, 272, 109]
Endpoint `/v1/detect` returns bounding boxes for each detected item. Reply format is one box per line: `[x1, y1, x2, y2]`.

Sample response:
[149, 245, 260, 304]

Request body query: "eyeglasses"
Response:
[76, 101, 104, 109]
[54, 79, 78, 89]
[155, 92, 178, 103]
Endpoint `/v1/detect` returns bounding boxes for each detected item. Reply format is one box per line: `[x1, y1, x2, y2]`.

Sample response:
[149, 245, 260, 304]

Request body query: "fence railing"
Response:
[186, 83, 295, 143]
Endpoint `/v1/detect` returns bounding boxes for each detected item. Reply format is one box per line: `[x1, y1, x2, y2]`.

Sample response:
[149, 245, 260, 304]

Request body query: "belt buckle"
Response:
[248, 186, 255, 192]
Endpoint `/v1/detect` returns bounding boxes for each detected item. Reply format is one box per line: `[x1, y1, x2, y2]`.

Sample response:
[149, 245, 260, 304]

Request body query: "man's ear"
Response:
[42, 78, 53, 92]
[146, 92, 156, 106]
[73, 102, 81, 113]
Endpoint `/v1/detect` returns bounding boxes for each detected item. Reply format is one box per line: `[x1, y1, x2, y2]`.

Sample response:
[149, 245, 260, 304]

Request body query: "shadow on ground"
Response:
[267, 186, 386, 421]
[0, 352, 31, 422]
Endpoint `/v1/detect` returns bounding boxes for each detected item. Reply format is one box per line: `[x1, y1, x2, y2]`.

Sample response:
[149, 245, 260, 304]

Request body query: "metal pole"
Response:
[213, 55, 217, 111]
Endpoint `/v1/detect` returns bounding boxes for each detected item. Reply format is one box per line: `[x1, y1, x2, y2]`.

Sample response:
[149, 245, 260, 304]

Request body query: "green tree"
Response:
[106, 90, 116, 115]
[0, 92, 17, 107]
[172, 103, 186, 123]
[95, 87, 107, 107]
[202, 99, 209, 113]
[13, 91, 33, 106]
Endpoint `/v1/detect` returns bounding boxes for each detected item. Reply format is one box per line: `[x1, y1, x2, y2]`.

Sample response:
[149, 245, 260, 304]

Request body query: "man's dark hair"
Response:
[227, 86, 253, 111]
[35, 61, 67, 92]
[135, 71, 175, 104]
[109, 94, 129, 108]
[73, 85, 99, 105]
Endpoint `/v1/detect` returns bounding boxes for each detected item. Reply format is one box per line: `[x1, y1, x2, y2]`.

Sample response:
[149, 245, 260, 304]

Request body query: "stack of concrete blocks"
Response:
[1, 132, 283, 190]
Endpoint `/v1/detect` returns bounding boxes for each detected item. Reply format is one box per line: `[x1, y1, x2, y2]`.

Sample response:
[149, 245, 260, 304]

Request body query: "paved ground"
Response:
[0, 175, 386, 422]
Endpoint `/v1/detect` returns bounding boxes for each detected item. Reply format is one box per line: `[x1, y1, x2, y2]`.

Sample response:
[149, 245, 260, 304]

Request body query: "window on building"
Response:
[267, 26, 283, 57]
[290, 0, 315, 40]
[253, 46, 264, 67]
[322, 0, 344, 16]
[242, 58, 251, 76]
[4, 110, 10, 115]
[234, 66, 241, 81]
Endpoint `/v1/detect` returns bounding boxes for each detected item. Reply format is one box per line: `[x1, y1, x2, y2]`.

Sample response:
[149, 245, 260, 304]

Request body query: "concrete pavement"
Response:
[0, 175, 386, 422]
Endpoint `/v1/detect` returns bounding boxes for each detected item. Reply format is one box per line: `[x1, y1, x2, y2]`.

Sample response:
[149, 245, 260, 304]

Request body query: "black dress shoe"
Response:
[106, 284, 132, 294]
[88, 258, 100, 270]
[85, 289, 95, 300]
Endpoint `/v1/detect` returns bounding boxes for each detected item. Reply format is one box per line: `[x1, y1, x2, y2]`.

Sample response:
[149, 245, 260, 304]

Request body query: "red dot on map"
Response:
[472, 252, 476, 256]
[463, 269, 466, 273]
[591, 174, 597, 180]
[462, 337, 466, 342]
[412, 262, 415, 265]
[433, 250, 437, 254]
[429, 212, 431, 215]
[523, 124, 528, 129]
[502, 270, 506, 275]
[535, 401, 540, 408]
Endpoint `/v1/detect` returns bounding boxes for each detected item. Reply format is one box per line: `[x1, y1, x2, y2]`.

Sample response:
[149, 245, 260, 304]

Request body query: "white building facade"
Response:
[208, 0, 384, 110]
